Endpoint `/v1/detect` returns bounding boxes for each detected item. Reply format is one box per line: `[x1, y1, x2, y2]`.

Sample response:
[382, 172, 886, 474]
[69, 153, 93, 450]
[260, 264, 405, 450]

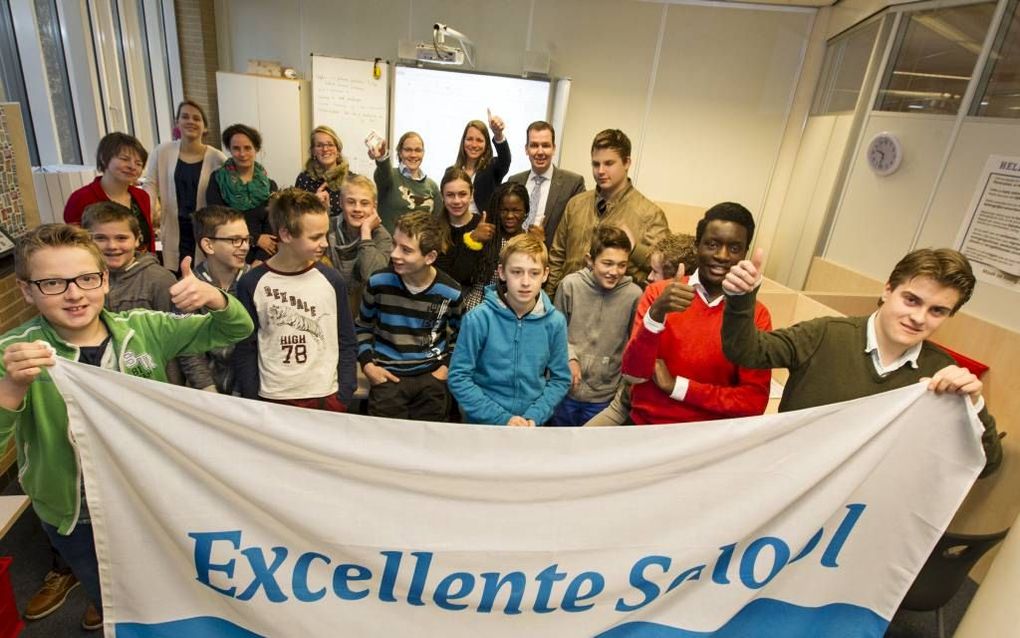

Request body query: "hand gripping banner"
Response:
[50, 360, 986, 637]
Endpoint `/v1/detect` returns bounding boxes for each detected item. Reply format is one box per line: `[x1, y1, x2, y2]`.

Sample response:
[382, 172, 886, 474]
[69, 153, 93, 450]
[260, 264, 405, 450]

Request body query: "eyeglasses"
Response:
[209, 236, 253, 248]
[314, 143, 337, 150]
[29, 272, 105, 295]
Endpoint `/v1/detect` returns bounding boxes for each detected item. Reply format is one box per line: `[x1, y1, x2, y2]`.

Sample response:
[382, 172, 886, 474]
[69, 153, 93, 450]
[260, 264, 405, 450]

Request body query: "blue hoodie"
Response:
[449, 284, 571, 425]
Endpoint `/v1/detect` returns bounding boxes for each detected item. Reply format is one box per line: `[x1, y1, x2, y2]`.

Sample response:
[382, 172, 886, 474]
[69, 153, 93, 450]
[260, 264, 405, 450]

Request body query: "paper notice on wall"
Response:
[956, 155, 1020, 289]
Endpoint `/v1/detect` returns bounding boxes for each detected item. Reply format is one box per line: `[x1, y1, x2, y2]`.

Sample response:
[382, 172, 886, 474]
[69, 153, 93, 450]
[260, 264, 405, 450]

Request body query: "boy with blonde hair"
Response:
[0, 224, 252, 629]
[449, 234, 571, 425]
[329, 175, 393, 313]
[235, 188, 357, 411]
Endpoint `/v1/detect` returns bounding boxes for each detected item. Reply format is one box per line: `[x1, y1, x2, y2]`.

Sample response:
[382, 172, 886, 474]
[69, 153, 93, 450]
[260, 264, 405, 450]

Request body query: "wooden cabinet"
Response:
[216, 73, 311, 188]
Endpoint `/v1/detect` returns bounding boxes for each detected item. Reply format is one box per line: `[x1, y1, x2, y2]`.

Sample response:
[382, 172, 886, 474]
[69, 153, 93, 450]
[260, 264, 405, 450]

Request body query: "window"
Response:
[0, 0, 179, 167]
[34, 0, 81, 164]
[876, 2, 996, 114]
[0, 0, 38, 164]
[811, 20, 883, 115]
[972, 0, 1020, 117]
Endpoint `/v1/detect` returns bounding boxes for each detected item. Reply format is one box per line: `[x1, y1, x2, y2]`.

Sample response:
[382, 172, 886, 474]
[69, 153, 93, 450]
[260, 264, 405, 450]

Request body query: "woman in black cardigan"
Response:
[448, 111, 511, 215]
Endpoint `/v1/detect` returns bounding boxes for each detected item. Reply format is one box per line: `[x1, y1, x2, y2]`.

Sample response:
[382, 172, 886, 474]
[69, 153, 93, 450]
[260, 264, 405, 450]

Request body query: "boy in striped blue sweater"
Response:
[356, 211, 462, 420]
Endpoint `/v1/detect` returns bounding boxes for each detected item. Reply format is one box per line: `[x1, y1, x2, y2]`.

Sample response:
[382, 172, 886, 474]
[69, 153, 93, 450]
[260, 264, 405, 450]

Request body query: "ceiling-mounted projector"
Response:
[400, 23, 475, 67]
[414, 42, 466, 65]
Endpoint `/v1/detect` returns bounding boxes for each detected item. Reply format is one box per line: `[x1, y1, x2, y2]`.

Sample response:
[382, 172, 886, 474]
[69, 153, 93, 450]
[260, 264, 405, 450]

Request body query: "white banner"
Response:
[51, 360, 986, 637]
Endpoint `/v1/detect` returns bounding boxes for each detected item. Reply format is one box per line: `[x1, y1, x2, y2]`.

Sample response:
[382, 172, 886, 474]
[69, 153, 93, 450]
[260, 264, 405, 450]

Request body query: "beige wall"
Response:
[765, 113, 856, 288]
[220, 0, 814, 218]
[822, 110, 1020, 333]
[825, 113, 957, 274]
[916, 119, 1020, 329]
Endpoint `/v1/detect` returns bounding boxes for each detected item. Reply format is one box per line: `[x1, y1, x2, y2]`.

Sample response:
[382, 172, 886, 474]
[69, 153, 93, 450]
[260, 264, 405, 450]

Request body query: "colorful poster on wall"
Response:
[956, 155, 1020, 289]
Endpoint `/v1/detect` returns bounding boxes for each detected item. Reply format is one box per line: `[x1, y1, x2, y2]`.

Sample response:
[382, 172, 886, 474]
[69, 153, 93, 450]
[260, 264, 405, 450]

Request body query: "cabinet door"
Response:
[256, 77, 304, 187]
[216, 72, 260, 147]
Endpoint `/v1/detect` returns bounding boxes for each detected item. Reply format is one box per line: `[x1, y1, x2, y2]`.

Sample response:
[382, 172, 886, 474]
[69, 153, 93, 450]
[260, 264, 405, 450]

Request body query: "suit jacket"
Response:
[508, 166, 586, 249]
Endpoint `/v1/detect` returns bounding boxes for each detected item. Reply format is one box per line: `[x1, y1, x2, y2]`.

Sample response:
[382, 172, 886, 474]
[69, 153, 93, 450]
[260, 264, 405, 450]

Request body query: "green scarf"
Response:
[215, 159, 271, 210]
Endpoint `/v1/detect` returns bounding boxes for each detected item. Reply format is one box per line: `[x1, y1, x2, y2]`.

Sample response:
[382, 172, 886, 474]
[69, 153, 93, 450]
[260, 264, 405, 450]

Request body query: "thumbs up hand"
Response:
[314, 182, 331, 209]
[170, 256, 227, 312]
[470, 210, 496, 244]
[487, 108, 506, 142]
[648, 263, 695, 323]
[722, 248, 765, 296]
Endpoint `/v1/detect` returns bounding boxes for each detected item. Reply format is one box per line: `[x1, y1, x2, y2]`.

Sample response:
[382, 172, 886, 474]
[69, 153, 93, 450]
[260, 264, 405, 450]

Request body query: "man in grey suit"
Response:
[507, 121, 586, 249]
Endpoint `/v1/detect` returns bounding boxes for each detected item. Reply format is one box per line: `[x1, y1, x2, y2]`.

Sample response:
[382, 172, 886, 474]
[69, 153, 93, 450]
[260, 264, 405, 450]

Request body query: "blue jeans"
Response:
[550, 396, 611, 426]
[41, 520, 102, 607]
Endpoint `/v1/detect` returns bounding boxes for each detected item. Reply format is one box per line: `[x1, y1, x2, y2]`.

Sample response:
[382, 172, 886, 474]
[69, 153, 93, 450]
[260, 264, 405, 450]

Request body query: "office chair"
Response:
[900, 528, 1011, 638]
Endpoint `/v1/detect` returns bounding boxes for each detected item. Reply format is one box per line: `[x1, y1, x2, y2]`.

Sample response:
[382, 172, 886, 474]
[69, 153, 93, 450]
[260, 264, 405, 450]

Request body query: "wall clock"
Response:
[867, 132, 902, 176]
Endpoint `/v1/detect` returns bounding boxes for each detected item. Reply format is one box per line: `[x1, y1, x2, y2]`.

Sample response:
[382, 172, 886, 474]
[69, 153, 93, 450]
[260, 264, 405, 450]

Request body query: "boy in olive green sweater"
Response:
[721, 247, 1001, 477]
[0, 224, 253, 629]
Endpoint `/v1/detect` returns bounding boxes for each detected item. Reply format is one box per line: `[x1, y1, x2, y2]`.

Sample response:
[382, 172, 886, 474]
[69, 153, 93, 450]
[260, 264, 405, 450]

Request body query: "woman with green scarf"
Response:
[206, 123, 278, 264]
[294, 125, 351, 218]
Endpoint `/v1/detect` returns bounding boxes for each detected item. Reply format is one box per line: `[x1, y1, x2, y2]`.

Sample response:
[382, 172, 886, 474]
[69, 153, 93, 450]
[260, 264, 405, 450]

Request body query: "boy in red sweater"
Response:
[621, 202, 772, 424]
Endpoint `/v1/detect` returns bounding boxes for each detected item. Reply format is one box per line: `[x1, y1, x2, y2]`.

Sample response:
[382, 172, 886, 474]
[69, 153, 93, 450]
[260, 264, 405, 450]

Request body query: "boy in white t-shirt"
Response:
[234, 188, 357, 411]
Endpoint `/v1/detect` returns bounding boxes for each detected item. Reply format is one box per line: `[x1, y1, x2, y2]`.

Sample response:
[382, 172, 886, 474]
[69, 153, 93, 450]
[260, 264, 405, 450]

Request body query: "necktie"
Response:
[528, 174, 546, 228]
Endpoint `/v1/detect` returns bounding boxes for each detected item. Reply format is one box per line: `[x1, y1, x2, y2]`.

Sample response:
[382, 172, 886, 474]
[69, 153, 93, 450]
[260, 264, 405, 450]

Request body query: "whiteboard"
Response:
[391, 66, 551, 184]
[311, 55, 389, 176]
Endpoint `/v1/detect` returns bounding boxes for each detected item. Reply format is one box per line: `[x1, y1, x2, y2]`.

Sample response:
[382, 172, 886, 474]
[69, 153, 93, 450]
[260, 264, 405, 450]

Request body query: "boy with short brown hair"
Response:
[355, 210, 462, 421]
[234, 188, 358, 410]
[449, 234, 571, 426]
[82, 201, 177, 314]
[547, 129, 668, 292]
[179, 205, 253, 394]
[551, 225, 641, 425]
[722, 247, 1001, 476]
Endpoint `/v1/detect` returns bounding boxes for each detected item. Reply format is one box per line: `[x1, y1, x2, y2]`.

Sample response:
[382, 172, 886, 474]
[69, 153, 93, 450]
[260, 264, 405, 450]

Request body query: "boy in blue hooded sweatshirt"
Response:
[449, 234, 571, 426]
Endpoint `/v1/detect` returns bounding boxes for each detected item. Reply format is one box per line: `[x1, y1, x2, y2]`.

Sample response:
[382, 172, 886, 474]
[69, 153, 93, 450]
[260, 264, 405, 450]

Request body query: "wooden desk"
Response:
[0, 495, 29, 539]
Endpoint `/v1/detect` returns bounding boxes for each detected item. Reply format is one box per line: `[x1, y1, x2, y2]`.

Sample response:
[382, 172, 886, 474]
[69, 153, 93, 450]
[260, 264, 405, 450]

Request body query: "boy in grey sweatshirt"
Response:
[551, 225, 641, 425]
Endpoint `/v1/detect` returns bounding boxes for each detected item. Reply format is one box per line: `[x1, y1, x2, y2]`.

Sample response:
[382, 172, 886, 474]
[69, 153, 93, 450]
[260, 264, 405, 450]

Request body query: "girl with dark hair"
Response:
[433, 168, 496, 312]
[144, 100, 227, 271]
[64, 132, 155, 253]
[448, 111, 511, 216]
[206, 123, 278, 264]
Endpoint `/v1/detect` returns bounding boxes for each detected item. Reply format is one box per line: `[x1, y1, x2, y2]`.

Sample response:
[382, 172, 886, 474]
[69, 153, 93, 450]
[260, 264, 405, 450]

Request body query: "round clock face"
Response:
[867, 133, 902, 176]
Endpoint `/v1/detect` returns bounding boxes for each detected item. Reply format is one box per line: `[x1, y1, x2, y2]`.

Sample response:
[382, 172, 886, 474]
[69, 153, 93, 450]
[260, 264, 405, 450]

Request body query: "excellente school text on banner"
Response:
[50, 360, 987, 637]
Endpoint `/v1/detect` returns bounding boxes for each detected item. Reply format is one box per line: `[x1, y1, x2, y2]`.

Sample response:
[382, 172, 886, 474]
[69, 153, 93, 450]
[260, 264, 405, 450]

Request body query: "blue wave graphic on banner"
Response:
[596, 598, 888, 638]
[114, 599, 886, 638]
[115, 616, 265, 637]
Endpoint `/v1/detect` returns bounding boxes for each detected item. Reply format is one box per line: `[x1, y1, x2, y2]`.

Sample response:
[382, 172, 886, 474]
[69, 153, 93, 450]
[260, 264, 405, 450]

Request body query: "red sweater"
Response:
[622, 279, 772, 424]
[63, 177, 155, 253]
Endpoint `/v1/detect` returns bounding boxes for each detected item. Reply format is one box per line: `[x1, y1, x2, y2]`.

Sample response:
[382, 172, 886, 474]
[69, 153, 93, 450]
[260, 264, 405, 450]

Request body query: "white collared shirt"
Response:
[865, 312, 922, 376]
[640, 268, 727, 401]
[527, 166, 555, 227]
[398, 163, 424, 181]
[687, 269, 726, 308]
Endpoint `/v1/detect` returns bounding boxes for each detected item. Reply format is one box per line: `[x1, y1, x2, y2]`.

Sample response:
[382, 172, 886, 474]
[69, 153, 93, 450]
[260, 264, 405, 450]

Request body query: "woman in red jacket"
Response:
[64, 132, 155, 252]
